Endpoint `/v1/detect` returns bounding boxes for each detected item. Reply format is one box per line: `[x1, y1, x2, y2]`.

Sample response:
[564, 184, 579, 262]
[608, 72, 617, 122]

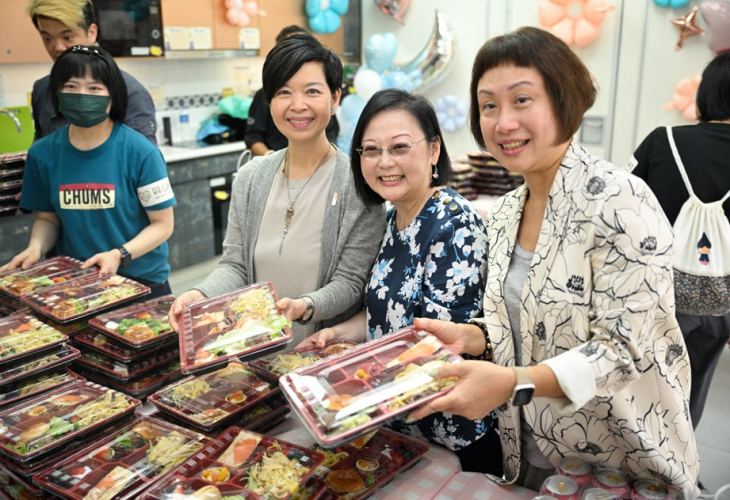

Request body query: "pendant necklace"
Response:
[279, 143, 332, 255]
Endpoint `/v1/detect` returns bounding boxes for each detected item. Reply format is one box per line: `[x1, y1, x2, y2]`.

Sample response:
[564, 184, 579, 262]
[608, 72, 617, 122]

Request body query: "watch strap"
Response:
[511, 366, 536, 406]
[117, 245, 132, 268]
[298, 296, 314, 323]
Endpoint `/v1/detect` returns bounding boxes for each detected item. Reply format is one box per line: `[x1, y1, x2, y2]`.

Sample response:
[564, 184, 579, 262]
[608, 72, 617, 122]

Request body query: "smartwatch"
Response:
[299, 296, 314, 323]
[117, 245, 132, 268]
[511, 367, 536, 406]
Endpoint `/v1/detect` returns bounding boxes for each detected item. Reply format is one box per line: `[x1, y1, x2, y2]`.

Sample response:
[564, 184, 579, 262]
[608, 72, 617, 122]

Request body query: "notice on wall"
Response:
[164, 27, 189, 51]
[239, 29, 260, 50]
[190, 27, 212, 50]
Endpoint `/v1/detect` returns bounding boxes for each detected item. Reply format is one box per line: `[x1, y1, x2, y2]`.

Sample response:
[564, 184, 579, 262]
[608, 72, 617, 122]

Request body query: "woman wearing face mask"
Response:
[169, 33, 385, 345]
[1, 45, 175, 299]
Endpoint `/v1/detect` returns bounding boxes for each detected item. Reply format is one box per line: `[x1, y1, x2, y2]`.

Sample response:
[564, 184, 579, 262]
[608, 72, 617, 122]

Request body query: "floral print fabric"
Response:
[366, 187, 490, 450]
[483, 143, 699, 498]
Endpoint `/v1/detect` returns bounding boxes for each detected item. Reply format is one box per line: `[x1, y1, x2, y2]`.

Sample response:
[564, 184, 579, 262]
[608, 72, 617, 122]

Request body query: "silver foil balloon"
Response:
[392, 10, 455, 94]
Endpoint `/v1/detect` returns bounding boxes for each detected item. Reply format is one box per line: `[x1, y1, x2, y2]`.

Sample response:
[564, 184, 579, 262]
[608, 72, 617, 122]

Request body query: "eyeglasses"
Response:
[356, 137, 427, 160]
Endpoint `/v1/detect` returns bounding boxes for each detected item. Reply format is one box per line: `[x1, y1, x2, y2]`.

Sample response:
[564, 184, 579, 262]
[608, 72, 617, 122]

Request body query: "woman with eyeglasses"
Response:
[1, 45, 175, 299]
[168, 33, 386, 345]
[297, 88, 501, 475]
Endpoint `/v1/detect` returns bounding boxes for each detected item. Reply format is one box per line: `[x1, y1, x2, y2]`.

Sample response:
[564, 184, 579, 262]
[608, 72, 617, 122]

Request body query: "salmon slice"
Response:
[386, 336, 441, 368]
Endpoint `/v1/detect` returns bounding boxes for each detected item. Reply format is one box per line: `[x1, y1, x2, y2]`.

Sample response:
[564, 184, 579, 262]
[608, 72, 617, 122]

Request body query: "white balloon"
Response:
[354, 69, 383, 101]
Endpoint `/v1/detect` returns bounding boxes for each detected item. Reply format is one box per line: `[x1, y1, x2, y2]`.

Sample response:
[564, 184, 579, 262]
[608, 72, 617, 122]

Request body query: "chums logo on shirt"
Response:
[59, 183, 115, 210]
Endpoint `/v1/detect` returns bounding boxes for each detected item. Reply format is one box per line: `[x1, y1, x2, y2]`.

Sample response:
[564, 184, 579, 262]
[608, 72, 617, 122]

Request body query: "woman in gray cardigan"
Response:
[169, 33, 385, 344]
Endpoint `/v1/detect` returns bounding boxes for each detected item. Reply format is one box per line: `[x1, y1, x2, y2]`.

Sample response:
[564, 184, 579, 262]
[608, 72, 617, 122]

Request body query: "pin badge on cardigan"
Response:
[279, 143, 333, 255]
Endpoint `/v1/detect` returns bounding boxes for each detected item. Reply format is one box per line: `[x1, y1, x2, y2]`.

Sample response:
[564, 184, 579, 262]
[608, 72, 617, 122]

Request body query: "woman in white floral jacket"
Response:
[407, 27, 700, 497]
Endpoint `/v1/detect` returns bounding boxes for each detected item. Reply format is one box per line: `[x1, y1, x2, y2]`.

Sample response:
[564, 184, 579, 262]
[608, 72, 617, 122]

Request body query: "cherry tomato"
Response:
[389, 449, 405, 466]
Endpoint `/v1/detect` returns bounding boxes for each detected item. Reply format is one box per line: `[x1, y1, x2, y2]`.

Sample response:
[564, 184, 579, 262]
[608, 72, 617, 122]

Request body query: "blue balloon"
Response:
[653, 0, 690, 7]
[365, 33, 398, 74]
[340, 95, 366, 123]
[382, 71, 412, 91]
[337, 120, 357, 153]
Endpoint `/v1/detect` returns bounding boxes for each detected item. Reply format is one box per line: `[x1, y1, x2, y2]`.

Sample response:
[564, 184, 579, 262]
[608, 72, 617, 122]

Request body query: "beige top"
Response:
[253, 154, 337, 346]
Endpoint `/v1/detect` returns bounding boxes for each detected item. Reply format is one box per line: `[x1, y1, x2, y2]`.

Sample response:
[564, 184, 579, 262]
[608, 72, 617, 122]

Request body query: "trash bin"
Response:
[211, 175, 232, 255]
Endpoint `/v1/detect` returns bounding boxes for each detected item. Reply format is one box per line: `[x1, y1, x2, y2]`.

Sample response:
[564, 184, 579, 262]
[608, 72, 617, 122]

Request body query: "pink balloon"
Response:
[699, 2, 730, 54]
[538, 0, 615, 47]
[663, 76, 701, 122]
[374, 0, 411, 24]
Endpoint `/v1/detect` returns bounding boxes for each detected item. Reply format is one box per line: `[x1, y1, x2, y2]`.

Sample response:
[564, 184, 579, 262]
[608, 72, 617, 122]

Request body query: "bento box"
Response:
[0, 344, 80, 390]
[88, 295, 176, 348]
[74, 345, 180, 381]
[312, 428, 429, 500]
[0, 256, 98, 299]
[74, 329, 178, 362]
[178, 282, 291, 374]
[75, 360, 182, 400]
[26, 311, 89, 337]
[0, 313, 67, 366]
[249, 341, 358, 384]
[147, 361, 280, 432]
[139, 427, 324, 500]
[33, 416, 208, 500]
[0, 380, 140, 462]
[0, 369, 81, 411]
[0, 415, 134, 481]
[280, 328, 461, 447]
[232, 392, 290, 431]
[21, 274, 150, 324]
[0, 461, 55, 499]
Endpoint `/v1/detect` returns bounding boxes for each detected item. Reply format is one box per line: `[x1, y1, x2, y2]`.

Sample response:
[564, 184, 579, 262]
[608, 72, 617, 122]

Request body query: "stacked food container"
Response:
[139, 426, 324, 499]
[460, 151, 525, 196]
[72, 295, 183, 400]
[448, 162, 479, 200]
[0, 380, 140, 499]
[0, 312, 82, 415]
[32, 415, 209, 500]
[0, 152, 25, 220]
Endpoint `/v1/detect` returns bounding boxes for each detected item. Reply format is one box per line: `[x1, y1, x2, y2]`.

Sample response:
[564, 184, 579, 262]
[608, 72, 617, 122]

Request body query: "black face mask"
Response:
[57, 92, 110, 128]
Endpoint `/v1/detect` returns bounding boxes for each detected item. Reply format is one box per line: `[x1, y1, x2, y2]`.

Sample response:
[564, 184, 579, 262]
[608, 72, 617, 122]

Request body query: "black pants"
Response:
[454, 423, 503, 476]
[676, 311, 730, 428]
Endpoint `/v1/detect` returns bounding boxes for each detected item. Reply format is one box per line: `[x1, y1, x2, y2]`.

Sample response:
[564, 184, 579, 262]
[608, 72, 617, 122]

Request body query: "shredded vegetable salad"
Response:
[0, 322, 64, 359]
[266, 353, 318, 376]
[246, 442, 309, 499]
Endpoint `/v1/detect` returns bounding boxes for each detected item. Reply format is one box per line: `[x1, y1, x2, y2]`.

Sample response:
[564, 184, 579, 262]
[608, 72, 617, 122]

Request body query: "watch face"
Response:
[512, 387, 535, 406]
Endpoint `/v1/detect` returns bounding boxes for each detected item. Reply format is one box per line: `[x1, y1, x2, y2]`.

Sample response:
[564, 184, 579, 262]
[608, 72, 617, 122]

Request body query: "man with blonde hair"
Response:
[27, 0, 157, 143]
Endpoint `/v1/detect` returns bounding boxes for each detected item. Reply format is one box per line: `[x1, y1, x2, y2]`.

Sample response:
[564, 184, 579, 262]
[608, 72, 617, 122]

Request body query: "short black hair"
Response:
[275, 25, 307, 44]
[350, 88, 451, 206]
[262, 32, 342, 105]
[696, 52, 730, 122]
[469, 27, 596, 148]
[50, 45, 127, 123]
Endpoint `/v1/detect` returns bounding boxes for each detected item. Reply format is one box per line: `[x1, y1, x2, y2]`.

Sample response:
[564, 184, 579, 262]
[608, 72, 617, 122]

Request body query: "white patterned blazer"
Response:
[483, 142, 699, 498]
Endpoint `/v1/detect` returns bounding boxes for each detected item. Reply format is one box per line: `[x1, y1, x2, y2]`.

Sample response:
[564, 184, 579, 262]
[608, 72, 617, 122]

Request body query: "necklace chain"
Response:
[279, 143, 332, 255]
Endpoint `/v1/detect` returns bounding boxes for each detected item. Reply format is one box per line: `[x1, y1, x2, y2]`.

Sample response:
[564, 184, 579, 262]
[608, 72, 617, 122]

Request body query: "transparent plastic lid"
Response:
[76, 360, 182, 399]
[74, 330, 178, 362]
[0, 313, 67, 366]
[140, 426, 324, 500]
[250, 341, 358, 383]
[178, 282, 292, 374]
[0, 380, 140, 462]
[0, 344, 80, 390]
[312, 428, 429, 500]
[0, 256, 98, 299]
[88, 295, 176, 348]
[280, 328, 461, 447]
[74, 345, 180, 381]
[147, 361, 280, 432]
[33, 416, 208, 500]
[21, 274, 150, 324]
[0, 369, 80, 411]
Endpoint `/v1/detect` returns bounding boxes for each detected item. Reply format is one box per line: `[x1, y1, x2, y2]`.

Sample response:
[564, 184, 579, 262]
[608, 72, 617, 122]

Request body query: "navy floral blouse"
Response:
[365, 187, 492, 451]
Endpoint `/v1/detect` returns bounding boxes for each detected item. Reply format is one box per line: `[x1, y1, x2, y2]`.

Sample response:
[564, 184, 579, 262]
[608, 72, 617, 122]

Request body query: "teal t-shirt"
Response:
[21, 123, 176, 283]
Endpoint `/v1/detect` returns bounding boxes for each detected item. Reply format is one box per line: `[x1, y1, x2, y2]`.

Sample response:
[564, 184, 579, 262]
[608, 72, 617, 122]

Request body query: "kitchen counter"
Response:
[159, 141, 248, 163]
